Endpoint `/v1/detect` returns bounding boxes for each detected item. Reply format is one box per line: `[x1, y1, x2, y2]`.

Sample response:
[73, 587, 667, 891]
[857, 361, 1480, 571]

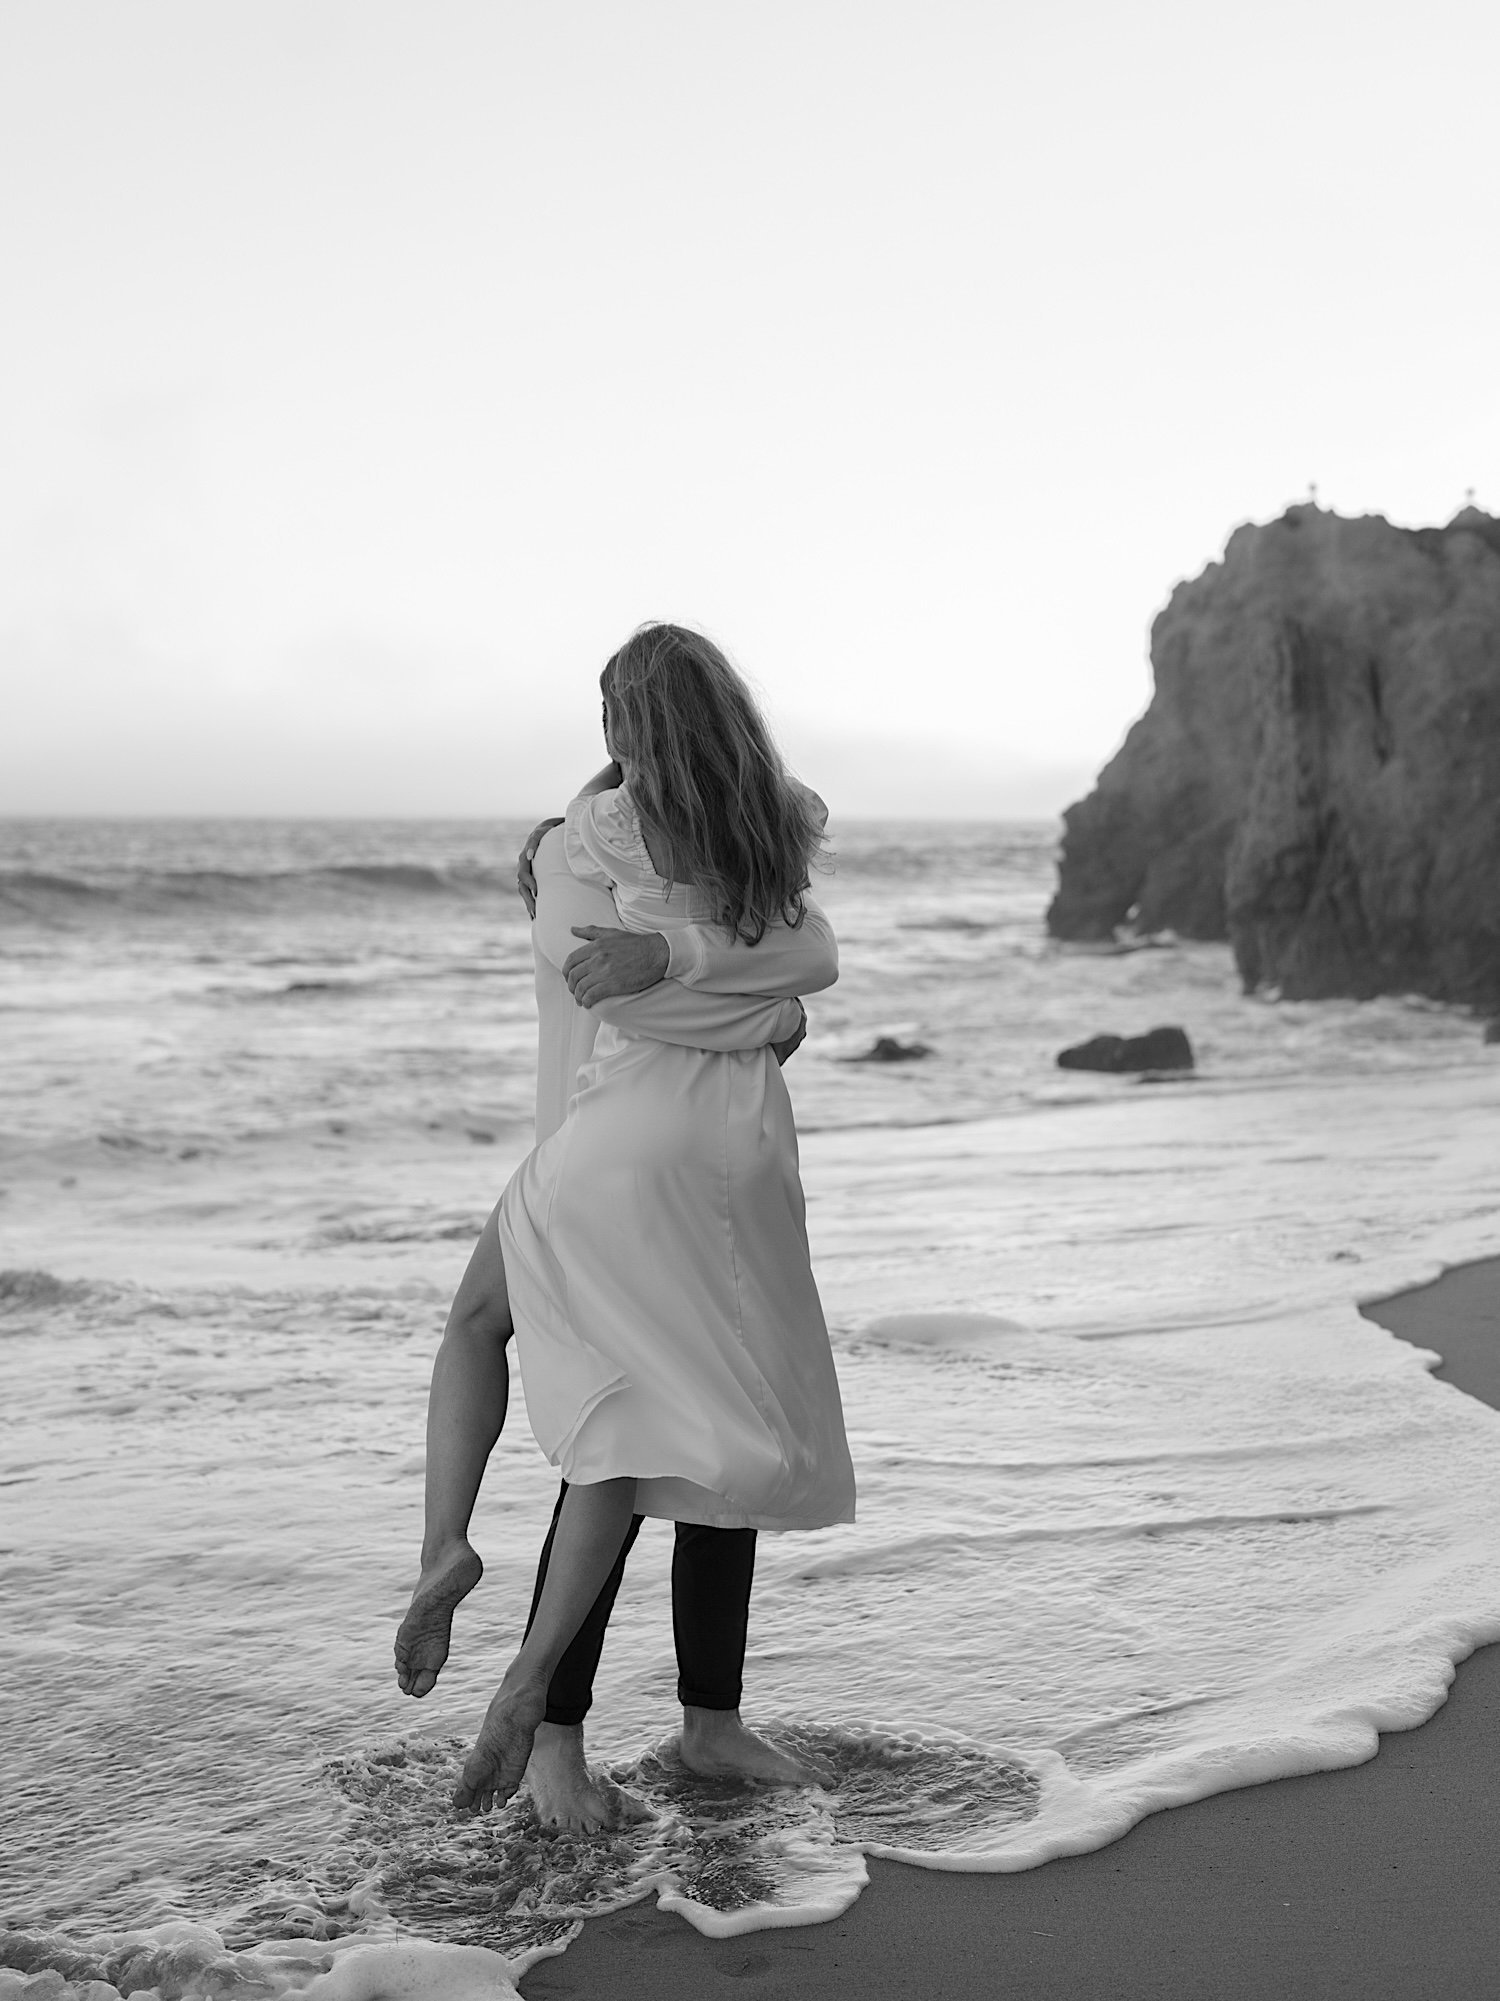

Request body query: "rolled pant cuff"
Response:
[543, 1702, 590, 1727]
[678, 1684, 741, 1711]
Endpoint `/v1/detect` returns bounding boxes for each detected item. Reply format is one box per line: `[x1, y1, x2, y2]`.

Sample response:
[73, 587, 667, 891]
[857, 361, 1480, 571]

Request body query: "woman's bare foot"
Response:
[394, 1540, 483, 1697]
[678, 1708, 823, 1787]
[452, 1671, 548, 1816]
[524, 1722, 652, 1835]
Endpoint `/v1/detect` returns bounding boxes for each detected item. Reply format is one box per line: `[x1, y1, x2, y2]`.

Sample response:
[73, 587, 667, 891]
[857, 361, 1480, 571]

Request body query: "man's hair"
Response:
[601, 623, 824, 943]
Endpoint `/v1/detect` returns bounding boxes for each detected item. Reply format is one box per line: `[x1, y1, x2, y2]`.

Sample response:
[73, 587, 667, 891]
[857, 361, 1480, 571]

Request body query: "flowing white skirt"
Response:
[499, 1022, 856, 1531]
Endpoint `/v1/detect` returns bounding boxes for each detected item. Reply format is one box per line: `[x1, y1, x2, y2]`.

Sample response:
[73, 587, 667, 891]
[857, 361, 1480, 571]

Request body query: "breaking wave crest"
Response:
[0, 1268, 102, 1314]
[0, 863, 517, 924]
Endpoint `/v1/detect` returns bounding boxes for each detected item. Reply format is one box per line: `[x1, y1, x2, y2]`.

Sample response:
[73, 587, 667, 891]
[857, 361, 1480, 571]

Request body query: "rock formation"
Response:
[1056, 1027, 1195, 1073]
[840, 1035, 933, 1064]
[1047, 506, 1500, 1005]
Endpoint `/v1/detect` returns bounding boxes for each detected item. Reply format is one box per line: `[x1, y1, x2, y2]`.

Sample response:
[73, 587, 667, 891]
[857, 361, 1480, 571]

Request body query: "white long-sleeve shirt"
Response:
[526, 823, 836, 1145]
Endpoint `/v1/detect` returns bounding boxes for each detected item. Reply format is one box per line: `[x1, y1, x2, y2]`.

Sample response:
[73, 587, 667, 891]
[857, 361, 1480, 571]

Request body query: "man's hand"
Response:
[563, 926, 670, 1005]
[516, 819, 565, 919]
[771, 1001, 807, 1067]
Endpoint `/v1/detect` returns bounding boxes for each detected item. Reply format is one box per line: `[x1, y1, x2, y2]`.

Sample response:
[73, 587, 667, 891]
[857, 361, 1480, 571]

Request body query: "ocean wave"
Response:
[0, 869, 107, 901]
[330, 864, 455, 894]
[1052, 931, 1180, 956]
[858, 1310, 1036, 1347]
[243, 966, 532, 1002]
[830, 826, 1056, 881]
[312, 1211, 492, 1246]
[0, 862, 521, 924]
[0, 1268, 100, 1313]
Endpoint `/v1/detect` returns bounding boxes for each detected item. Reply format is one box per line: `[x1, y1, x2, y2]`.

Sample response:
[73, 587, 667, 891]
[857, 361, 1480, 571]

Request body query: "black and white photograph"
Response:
[3, 4, 1499, 1997]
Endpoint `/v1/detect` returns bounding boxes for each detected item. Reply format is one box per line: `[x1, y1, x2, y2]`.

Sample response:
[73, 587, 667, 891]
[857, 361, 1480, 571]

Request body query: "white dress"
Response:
[499, 787, 856, 1532]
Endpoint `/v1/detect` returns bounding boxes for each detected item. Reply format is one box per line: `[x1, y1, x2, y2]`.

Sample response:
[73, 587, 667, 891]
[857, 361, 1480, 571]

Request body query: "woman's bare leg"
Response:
[518, 1485, 652, 1832]
[526, 1723, 653, 1833]
[394, 1202, 513, 1698]
[452, 1477, 637, 1815]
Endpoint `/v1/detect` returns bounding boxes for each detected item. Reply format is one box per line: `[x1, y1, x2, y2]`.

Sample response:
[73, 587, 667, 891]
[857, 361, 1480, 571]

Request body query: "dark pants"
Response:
[524, 1480, 757, 1727]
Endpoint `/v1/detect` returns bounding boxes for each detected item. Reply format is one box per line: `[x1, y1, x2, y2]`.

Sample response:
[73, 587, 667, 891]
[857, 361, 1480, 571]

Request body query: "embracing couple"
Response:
[393, 622, 855, 1828]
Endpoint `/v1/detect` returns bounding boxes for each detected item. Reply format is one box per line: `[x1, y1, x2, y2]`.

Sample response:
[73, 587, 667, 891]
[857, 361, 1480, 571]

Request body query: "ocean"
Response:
[4, 817, 1500, 2001]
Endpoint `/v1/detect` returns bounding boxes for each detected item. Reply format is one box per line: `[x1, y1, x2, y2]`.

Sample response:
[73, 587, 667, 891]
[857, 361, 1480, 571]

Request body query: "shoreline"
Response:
[520, 1257, 1500, 2000]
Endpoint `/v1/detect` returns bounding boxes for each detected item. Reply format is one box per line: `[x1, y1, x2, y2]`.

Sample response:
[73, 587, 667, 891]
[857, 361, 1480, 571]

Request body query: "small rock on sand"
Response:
[1056, 1026, 1195, 1073]
[840, 1036, 933, 1064]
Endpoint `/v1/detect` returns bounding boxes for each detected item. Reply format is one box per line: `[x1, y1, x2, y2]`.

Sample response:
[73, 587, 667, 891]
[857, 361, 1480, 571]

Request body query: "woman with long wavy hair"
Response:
[396, 624, 854, 1821]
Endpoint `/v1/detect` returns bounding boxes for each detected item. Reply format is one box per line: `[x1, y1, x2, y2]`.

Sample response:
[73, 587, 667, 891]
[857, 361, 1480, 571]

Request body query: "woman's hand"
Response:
[516, 819, 565, 918]
[771, 1001, 807, 1067]
[563, 926, 670, 1005]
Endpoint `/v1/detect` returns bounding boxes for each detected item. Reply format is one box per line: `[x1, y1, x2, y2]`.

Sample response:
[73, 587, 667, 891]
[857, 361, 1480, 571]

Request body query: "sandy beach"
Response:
[520, 1258, 1500, 2001]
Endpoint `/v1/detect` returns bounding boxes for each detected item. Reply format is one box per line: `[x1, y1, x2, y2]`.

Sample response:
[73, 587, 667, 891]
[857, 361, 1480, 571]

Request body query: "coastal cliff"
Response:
[1047, 506, 1500, 1005]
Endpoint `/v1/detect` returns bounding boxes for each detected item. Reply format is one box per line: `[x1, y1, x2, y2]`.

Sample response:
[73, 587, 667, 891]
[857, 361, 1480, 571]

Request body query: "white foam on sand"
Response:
[0, 1925, 540, 2001]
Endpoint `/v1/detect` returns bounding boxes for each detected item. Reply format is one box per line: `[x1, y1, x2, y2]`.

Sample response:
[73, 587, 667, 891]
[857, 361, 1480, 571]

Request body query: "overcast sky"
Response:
[1, 0, 1495, 818]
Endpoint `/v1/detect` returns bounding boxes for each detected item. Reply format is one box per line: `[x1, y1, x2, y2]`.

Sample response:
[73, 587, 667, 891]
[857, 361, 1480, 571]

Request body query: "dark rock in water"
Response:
[841, 1035, 933, 1064]
[1485, 1018, 1500, 1044]
[1047, 505, 1500, 1007]
[1057, 1026, 1195, 1073]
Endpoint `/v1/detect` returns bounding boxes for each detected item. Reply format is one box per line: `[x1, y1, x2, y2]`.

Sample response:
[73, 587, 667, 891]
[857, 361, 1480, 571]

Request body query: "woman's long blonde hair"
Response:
[602, 624, 824, 944]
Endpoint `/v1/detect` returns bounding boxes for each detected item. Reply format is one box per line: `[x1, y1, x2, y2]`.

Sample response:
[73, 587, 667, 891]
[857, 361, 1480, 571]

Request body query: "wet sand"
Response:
[520, 1258, 1500, 2000]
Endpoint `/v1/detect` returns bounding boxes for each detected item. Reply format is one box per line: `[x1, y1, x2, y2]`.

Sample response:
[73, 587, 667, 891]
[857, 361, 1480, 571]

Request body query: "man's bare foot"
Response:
[394, 1540, 483, 1698]
[524, 1722, 652, 1835]
[678, 1708, 824, 1787]
[452, 1671, 548, 1816]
